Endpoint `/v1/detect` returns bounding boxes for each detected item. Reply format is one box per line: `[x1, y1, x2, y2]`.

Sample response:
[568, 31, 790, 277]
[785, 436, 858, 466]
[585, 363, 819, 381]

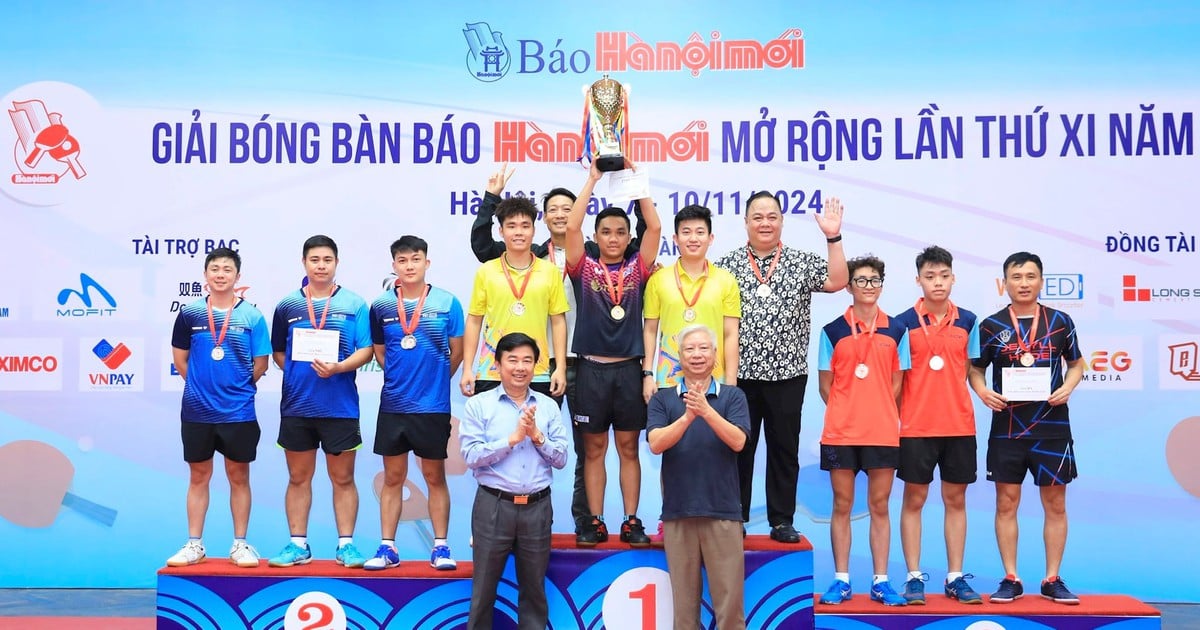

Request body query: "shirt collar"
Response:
[676, 377, 719, 397]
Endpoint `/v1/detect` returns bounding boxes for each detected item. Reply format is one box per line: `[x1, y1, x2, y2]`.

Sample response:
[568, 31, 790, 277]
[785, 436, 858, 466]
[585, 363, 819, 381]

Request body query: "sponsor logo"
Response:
[7, 98, 87, 184]
[1077, 336, 1142, 390]
[169, 282, 251, 312]
[0, 306, 8, 318]
[993, 273, 1084, 300]
[463, 24, 804, 81]
[82, 337, 142, 391]
[494, 119, 708, 164]
[463, 22, 512, 82]
[57, 273, 117, 317]
[0, 338, 63, 391]
[1122, 275, 1196, 302]
[1168, 342, 1200, 382]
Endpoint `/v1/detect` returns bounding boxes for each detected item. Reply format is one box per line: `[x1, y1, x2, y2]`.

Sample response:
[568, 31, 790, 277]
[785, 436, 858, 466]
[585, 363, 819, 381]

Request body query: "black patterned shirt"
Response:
[715, 244, 828, 380]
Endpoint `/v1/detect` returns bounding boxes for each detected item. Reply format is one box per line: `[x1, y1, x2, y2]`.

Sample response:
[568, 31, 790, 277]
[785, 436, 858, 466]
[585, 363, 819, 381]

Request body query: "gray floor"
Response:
[0, 590, 1197, 627]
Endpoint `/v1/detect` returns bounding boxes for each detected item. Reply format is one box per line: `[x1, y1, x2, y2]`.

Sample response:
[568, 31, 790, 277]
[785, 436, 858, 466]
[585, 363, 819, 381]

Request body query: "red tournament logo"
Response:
[8, 99, 87, 184]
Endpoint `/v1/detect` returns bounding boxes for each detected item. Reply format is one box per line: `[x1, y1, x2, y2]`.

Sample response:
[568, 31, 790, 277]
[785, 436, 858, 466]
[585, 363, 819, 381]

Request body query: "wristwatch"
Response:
[642, 370, 654, 378]
[532, 432, 546, 447]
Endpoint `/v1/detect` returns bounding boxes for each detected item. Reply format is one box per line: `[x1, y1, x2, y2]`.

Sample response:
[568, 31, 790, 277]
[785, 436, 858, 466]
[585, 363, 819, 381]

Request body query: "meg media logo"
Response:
[464, 22, 511, 82]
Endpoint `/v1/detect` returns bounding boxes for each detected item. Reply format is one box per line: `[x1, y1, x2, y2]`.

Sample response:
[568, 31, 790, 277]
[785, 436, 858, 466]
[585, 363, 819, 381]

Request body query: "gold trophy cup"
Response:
[583, 75, 628, 172]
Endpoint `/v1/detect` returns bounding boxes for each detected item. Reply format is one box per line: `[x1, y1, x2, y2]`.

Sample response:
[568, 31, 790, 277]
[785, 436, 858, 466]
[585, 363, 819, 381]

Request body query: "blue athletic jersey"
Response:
[370, 285, 465, 414]
[171, 298, 271, 423]
[271, 287, 372, 419]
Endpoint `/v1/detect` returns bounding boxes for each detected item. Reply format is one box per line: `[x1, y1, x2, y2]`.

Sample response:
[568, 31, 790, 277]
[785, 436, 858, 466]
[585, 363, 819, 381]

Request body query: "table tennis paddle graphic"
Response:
[0, 440, 118, 528]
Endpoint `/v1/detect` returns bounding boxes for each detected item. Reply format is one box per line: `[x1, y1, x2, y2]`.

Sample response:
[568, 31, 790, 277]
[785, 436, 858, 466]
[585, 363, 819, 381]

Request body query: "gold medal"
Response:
[854, 363, 869, 379]
[610, 305, 626, 321]
[683, 308, 696, 322]
[511, 301, 526, 316]
[1020, 352, 1036, 367]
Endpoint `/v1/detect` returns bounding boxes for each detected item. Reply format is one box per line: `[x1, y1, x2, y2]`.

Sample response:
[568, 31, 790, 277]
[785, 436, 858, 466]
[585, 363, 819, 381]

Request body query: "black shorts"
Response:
[474, 379, 564, 408]
[182, 420, 260, 463]
[819, 444, 899, 473]
[374, 412, 452, 459]
[898, 436, 978, 485]
[572, 358, 647, 434]
[987, 438, 1077, 486]
[277, 416, 362, 454]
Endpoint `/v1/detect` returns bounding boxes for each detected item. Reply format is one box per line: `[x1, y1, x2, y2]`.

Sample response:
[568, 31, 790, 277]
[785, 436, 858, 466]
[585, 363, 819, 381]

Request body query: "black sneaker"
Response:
[619, 517, 651, 547]
[769, 523, 801, 543]
[989, 575, 1024, 603]
[1040, 576, 1080, 605]
[575, 517, 609, 548]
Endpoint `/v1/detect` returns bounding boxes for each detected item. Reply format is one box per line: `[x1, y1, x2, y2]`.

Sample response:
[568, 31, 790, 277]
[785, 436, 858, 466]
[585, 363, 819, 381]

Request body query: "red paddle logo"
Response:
[8, 99, 87, 184]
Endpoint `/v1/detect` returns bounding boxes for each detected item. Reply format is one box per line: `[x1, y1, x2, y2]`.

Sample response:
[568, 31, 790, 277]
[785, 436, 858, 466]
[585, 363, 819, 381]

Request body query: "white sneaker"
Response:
[167, 540, 206, 567]
[229, 540, 261, 568]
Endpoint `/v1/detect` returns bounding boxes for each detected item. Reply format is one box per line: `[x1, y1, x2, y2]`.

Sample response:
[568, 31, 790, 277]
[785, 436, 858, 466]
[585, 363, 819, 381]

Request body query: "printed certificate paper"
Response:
[1002, 367, 1052, 401]
[291, 328, 340, 363]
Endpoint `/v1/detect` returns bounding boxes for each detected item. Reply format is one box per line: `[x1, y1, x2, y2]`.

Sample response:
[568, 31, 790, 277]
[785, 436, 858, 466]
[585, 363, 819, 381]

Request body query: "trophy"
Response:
[581, 75, 629, 172]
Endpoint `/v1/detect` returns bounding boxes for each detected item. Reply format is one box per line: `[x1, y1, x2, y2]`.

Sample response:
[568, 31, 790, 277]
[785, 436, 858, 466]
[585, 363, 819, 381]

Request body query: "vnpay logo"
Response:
[8, 98, 88, 184]
[992, 274, 1083, 300]
[464, 22, 512, 82]
[1167, 342, 1200, 383]
[1123, 275, 1196, 302]
[57, 273, 117, 317]
[88, 339, 135, 388]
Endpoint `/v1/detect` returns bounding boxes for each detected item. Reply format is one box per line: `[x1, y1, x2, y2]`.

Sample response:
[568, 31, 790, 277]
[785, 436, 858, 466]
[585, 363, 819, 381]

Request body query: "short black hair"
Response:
[745, 190, 781, 214]
[1003, 251, 1043, 276]
[674, 204, 712, 233]
[542, 187, 577, 212]
[496, 197, 538, 224]
[915, 245, 953, 271]
[595, 206, 630, 231]
[303, 234, 338, 258]
[495, 332, 540, 363]
[390, 235, 428, 257]
[847, 254, 885, 280]
[204, 247, 241, 272]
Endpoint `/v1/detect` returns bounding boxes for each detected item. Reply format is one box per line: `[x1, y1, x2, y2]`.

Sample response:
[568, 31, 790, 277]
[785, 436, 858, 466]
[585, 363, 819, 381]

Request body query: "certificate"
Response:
[606, 166, 651, 203]
[1002, 367, 1052, 402]
[291, 328, 340, 363]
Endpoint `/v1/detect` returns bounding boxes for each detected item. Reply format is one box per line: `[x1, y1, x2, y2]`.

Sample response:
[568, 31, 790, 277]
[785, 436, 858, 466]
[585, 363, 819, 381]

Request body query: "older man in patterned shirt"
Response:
[714, 191, 847, 542]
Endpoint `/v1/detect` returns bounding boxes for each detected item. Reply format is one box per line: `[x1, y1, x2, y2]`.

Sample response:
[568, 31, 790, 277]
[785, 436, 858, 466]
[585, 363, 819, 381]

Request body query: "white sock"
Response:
[834, 572, 850, 583]
[907, 570, 923, 581]
[947, 571, 963, 582]
[338, 536, 353, 548]
[381, 538, 395, 548]
[433, 538, 448, 547]
[189, 537, 202, 545]
[874, 575, 889, 585]
[290, 535, 307, 547]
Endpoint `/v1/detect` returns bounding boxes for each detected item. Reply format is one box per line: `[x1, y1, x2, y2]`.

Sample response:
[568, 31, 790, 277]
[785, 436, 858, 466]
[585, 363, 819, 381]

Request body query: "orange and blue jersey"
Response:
[894, 300, 980, 438]
[817, 308, 910, 447]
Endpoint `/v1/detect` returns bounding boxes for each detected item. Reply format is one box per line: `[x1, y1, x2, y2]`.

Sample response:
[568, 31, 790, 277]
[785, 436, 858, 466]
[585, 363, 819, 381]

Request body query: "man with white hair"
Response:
[647, 324, 751, 630]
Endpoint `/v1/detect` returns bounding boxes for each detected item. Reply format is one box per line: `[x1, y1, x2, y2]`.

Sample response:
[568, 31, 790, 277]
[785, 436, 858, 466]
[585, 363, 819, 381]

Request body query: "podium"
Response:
[156, 533, 815, 629]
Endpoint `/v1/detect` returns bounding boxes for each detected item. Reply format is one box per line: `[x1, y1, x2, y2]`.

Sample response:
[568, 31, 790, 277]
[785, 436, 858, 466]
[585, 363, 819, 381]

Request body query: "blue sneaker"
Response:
[870, 581, 908, 606]
[363, 544, 400, 571]
[1040, 576, 1080, 605]
[335, 542, 366, 568]
[268, 542, 312, 567]
[990, 575, 1024, 603]
[903, 573, 928, 604]
[430, 544, 457, 571]
[945, 574, 983, 604]
[819, 580, 852, 604]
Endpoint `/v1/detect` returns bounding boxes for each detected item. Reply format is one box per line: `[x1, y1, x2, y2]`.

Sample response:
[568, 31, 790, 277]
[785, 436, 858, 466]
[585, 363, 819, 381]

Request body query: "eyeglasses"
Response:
[851, 277, 883, 288]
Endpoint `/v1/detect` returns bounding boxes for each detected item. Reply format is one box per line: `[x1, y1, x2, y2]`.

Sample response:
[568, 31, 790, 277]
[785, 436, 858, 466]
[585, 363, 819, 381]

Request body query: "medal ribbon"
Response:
[674, 261, 708, 309]
[397, 284, 430, 337]
[305, 285, 336, 330]
[502, 254, 534, 303]
[1006, 305, 1044, 362]
[746, 243, 782, 287]
[545, 245, 568, 280]
[915, 298, 957, 359]
[206, 296, 233, 349]
[597, 258, 629, 307]
[846, 306, 879, 369]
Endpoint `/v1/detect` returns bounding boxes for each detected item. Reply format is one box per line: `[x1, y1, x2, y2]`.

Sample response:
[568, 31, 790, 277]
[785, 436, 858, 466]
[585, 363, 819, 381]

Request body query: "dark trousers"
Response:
[737, 375, 807, 527]
[476, 358, 587, 531]
[467, 486, 553, 629]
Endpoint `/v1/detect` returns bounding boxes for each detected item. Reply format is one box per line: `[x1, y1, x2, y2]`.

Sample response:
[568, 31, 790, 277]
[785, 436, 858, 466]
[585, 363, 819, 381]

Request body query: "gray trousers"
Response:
[663, 517, 746, 630]
[467, 486, 553, 630]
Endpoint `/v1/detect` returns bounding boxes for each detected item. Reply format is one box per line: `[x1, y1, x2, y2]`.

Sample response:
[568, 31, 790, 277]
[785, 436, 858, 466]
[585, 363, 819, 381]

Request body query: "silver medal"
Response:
[756, 284, 772, 298]
[683, 308, 696, 322]
[400, 334, 417, 350]
[211, 346, 225, 361]
[511, 301, 526, 316]
[928, 355, 945, 371]
[610, 305, 626, 321]
[854, 363, 869, 379]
